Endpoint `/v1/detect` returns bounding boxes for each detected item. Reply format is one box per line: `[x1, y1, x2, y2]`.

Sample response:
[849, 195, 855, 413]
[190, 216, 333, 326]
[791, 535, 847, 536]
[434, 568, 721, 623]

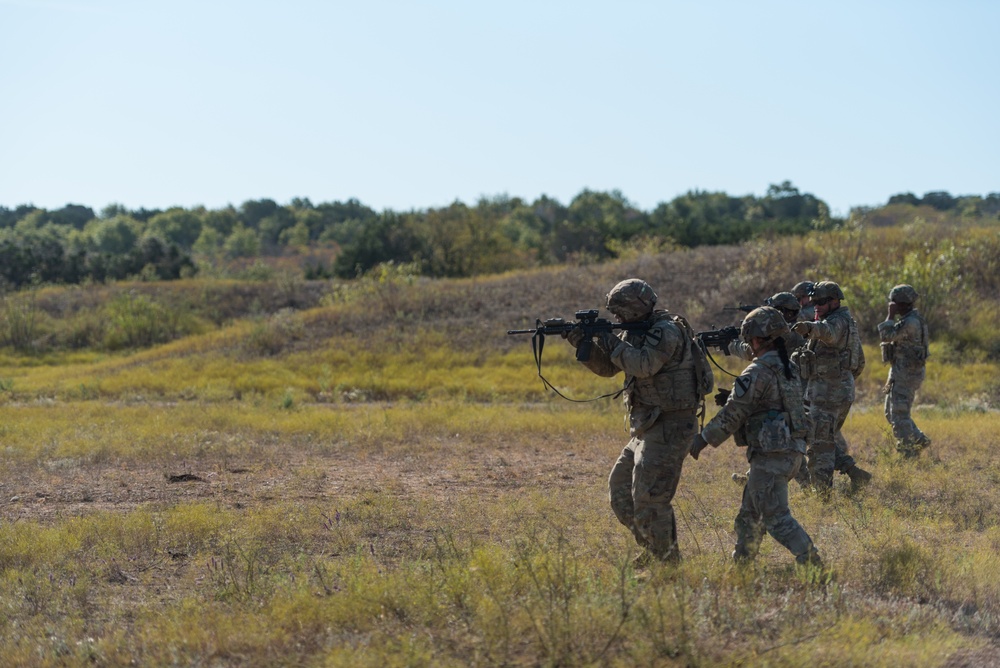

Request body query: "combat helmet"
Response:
[888, 284, 919, 304]
[606, 278, 657, 322]
[791, 281, 815, 299]
[809, 281, 845, 302]
[741, 306, 790, 344]
[765, 291, 801, 316]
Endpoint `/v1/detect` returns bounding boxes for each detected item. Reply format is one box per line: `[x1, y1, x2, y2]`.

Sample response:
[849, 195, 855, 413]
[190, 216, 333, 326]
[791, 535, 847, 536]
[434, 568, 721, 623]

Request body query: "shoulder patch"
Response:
[645, 327, 663, 345]
[733, 374, 753, 398]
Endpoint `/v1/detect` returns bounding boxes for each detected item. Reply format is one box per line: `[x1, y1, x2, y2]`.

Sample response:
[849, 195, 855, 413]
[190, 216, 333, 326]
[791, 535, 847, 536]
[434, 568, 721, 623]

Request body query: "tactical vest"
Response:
[891, 310, 930, 362]
[737, 355, 808, 455]
[624, 311, 701, 412]
[807, 307, 861, 379]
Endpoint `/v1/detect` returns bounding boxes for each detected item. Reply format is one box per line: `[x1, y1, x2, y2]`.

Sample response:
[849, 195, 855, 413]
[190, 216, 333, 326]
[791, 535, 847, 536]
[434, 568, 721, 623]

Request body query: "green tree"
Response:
[224, 224, 261, 259]
[147, 208, 203, 249]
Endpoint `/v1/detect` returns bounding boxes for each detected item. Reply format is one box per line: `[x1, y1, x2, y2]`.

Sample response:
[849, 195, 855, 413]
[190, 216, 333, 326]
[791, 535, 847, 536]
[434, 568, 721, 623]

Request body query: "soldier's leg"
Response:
[808, 407, 837, 493]
[756, 454, 820, 564]
[608, 442, 646, 547]
[890, 381, 930, 454]
[631, 416, 695, 561]
[734, 465, 765, 562]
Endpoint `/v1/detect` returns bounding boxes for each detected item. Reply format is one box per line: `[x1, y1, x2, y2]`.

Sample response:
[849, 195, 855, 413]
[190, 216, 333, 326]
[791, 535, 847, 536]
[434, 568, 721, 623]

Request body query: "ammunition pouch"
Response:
[791, 349, 816, 380]
[746, 410, 793, 454]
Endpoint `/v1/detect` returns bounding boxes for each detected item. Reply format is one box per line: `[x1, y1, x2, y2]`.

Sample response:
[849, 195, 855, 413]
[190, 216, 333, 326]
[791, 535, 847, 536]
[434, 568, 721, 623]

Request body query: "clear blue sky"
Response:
[3, 0, 997, 217]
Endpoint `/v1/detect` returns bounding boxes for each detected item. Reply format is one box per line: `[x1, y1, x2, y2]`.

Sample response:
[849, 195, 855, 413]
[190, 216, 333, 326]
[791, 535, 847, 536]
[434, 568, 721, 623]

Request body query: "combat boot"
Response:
[845, 464, 872, 491]
[731, 471, 748, 486]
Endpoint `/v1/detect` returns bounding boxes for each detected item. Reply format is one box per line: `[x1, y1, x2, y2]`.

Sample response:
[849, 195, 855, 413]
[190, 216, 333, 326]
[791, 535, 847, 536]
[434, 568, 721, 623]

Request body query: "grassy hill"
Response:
[1, 225, 1000, 665]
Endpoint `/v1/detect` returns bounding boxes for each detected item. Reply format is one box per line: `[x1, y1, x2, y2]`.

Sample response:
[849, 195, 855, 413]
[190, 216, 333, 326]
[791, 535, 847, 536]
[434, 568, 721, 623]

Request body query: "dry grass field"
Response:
[3, 231, 1000, 666]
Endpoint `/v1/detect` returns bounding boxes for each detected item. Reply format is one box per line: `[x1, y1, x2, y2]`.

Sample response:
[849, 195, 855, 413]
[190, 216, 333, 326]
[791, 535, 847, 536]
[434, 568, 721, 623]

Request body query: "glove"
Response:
[563, 325, 587, 348]
[791, 321, 813, 336]
[714, 388, 731, 407]
[689, 433, 709, 460]
[597, 330, 621, 351]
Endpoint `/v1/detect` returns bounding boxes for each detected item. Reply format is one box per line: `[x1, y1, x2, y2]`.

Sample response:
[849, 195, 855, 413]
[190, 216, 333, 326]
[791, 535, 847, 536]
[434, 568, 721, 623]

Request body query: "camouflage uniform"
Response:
[700, 308, 821, 565]
[793, 285, 865, 490]
[877, 285, 931, 455]
[576, 280, 705, 562]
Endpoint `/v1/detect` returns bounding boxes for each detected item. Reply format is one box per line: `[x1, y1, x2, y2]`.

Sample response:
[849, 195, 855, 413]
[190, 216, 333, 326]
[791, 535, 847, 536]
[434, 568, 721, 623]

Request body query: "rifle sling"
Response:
[531, 332, 626, 403]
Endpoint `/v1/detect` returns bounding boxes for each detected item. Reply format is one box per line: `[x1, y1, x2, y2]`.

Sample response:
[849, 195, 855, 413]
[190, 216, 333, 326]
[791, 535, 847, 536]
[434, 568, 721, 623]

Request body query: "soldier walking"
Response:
[562, 279, 712, 564]
[878, 284, 931, 456]
[690, 307, 823, 567]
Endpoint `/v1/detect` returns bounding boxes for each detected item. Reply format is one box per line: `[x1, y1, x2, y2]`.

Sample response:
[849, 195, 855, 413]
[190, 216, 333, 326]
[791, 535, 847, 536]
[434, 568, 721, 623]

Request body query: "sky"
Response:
[2, 0, 998, 218]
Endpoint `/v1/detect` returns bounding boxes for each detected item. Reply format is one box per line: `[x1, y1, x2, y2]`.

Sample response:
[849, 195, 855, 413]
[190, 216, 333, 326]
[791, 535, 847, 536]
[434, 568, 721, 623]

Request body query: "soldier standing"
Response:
[690, 307, 823, 567]
[877, 284, 931, 456]
[564, 279, 711, 564]
[791, 281, 872, 493]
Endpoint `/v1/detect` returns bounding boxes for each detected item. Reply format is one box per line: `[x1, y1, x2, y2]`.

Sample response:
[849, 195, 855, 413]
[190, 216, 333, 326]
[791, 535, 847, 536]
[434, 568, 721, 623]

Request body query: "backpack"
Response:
[668, 313, 716, 397]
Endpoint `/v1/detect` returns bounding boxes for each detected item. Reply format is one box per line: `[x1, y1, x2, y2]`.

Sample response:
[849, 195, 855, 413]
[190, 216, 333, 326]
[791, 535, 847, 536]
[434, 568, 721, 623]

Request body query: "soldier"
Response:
[792, 281, 816, 322]
[690, 307, 823, 567]
[878, 284, 931, 456]
[726, 292, 810, 487]
[564, 278, 710, 564]
[791, 281, 872, 493]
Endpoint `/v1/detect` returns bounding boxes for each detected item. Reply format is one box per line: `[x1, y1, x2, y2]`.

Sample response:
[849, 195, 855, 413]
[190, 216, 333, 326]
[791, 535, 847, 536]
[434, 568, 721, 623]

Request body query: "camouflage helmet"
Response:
[741, 306, 790, 343]
[791, 281, 815, 299]
[888, 284, 919, 304]
[765, 292, 800, 313]
[606, 278, 658, 321]
[810, 281, 845, 302]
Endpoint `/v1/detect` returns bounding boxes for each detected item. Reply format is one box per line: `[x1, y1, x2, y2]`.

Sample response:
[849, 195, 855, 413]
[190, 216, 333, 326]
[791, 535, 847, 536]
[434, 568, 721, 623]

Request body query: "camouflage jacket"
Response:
[581, 309, 700, 434]
[802, 306, 863, 406]
[701, 351, 808, 457]
[878, 309, 929, 383]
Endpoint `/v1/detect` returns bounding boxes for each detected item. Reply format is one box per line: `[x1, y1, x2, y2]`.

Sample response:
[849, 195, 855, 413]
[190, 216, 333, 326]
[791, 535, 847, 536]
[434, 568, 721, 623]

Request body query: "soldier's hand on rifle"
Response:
[563, 325, 587, 348]
[791, 321, 814, 337]
[714, 388, 731, 407]
[596, 330, 620, 351]
[689, 433, 709, 460]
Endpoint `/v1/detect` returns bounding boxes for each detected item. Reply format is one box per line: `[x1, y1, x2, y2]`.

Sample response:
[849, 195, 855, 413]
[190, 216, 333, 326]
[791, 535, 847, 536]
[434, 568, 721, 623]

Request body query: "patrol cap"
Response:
[888, 284, 919, 304]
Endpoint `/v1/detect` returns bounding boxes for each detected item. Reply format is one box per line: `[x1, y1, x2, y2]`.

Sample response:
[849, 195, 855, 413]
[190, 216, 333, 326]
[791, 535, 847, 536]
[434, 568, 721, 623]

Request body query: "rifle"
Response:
[696, 326, 741, 356]
[723, 304, 758, 314]
[507, 309, 654, 402]
[507, 309, 652, 362]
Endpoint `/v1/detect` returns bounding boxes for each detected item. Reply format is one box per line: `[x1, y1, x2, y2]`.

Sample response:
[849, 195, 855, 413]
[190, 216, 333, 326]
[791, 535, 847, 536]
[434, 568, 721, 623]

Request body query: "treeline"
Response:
[2, 182, 998, 289]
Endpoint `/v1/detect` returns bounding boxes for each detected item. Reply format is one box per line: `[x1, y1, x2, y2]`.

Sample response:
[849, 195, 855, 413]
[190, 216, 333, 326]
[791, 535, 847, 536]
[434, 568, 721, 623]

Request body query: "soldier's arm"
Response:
[579, 338, 622, 377]
[806, 314, 848, 346]
[608, 322, 682, 378]
[877, 316, 915, 344]
[701, 365, 765, 446]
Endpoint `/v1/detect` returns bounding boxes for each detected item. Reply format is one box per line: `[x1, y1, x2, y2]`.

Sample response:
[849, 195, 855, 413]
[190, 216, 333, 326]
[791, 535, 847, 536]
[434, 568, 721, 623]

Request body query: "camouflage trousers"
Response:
[884, 378, 930, 454]
[735, 452, 819, 564]
[805, 402, 856, 490]
[608, 411, 697, 561]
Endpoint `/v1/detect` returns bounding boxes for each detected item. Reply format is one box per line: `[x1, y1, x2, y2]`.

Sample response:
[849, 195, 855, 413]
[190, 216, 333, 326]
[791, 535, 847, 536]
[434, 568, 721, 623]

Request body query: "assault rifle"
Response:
[507, 309, 653, 402]
[724, 303, 758, 314]
[507, 309, 652, 362]
[696, 326, 741, 356]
